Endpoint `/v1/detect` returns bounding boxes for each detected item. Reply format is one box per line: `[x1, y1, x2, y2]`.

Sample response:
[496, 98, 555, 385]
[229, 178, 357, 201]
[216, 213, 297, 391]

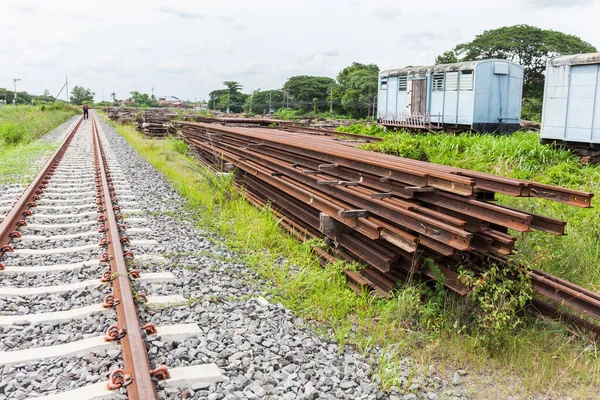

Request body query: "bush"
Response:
[336, 123, 386, 136]
[0, 123, 25, 145]
[361, 137, 427, 160]
[172, 139, 189, 155]
[521, 97, 542, 122]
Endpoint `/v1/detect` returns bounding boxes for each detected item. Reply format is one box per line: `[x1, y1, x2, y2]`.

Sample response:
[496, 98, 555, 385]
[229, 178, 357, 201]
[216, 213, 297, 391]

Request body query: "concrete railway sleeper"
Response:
[0, 112, 223, 399]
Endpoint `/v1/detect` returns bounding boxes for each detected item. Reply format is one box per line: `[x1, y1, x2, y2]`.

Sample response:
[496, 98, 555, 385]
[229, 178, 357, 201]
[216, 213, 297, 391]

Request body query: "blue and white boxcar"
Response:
[378, 60, 523, 133]
[541, 53, 600, 147]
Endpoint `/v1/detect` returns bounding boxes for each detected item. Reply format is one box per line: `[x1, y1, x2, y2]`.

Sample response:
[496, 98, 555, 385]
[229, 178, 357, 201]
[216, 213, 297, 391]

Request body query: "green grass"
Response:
[273, 107, 359, 121]
[110, 118, 600, 399]
[0, 104, 77, 147]
[0, 140, 58, 184]
[0, 104, 78, 183]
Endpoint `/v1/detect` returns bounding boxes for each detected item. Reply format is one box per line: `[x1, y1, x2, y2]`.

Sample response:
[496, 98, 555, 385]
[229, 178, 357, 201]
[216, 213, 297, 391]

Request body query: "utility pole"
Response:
[66, 77, 69, 103]
[249, 90, 253, 113]
[269, 92, 272, 113]
[13, 78, 21, 106]
[329, 85, 333, 117]
[373, 96, 377, 120]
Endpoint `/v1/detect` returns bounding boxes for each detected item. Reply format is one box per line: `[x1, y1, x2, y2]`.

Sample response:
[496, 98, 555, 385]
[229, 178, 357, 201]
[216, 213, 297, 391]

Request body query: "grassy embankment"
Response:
[110, 117, 600, 400]
[0, 104, 78, 184]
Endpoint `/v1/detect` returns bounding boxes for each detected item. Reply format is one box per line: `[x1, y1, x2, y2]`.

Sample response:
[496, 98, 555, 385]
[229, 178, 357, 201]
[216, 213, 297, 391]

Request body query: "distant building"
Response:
[157, 95, 186, 108]
[378, 59, 523, 133]
[118, 98, 136, 106]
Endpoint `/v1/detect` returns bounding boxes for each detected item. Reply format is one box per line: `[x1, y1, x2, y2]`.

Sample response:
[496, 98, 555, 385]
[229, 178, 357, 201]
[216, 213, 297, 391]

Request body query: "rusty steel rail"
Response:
[183, 121, 594, 206]
[179, 121, 600, 332]
[92, 116, 161, 399]
[0, 116, 83, 269]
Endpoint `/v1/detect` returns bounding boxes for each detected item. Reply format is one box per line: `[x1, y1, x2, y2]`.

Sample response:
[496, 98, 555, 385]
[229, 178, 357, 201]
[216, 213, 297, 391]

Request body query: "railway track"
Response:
[0, 113, 224, 399]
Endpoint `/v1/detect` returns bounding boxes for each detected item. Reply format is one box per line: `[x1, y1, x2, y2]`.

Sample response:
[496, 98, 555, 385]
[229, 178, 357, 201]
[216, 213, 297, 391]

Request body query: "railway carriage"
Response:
[377, 59, 524, 133]
[540, 53, 600, 160]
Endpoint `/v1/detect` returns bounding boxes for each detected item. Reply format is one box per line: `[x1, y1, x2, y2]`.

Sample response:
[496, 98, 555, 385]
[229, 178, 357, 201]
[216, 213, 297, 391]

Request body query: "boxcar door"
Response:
[566, 64, 600, 141]
[411, 79, 427, 115]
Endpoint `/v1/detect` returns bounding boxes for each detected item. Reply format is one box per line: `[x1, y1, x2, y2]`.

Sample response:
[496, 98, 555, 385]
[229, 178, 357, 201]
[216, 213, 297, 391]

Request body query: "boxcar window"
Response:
[380, 77, 388, 90]
[432, 72, 444, 91]
[459, 70, 474, 91]
[398, 75, 407, 91]
[445, 72, 459, 91]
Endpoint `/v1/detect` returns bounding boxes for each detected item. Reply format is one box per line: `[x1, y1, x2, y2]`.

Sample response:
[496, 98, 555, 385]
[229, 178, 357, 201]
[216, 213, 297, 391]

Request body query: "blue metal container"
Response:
[378, 59, 523, 133]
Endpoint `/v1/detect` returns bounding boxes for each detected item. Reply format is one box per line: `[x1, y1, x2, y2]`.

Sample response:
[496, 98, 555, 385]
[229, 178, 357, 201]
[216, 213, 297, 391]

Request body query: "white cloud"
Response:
[529, 0, 594, 8]
[156, 60, 196, 74]
[372, 7, 402, 20]
[321, 49, 340, 57]
[218, 14, 235, 23]
[159, 6, 203, 19]
[134, 40, 150, 50]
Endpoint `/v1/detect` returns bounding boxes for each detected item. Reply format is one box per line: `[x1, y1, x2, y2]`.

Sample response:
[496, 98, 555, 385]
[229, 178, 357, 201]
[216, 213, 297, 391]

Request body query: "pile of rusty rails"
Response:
[274, 125, 382, 145]
[136, 110, 178, 138]
[178, 121, 600, 333]
[105, 107, 178, 137]
[189, 115, 294, 127]
[106, 107, 138, 124]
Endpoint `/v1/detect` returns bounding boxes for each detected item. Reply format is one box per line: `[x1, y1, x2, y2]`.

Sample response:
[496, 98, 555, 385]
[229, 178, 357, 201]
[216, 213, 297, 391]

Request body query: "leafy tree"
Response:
[246, 89, 284, 113]
[110, 92, 117, 102]
[337, 62, 379, 118]
[70, 86, 95, 105]
[435, 50, 459, 65]
[208, 81, 246, 112]
[223, 81, 243, 92]
[283, 75, 336, 112]
[438, 25, 596, 97]
[43, 89, 51, 96]
[208, 89, 227, 110]
[129, 91, 157, 107]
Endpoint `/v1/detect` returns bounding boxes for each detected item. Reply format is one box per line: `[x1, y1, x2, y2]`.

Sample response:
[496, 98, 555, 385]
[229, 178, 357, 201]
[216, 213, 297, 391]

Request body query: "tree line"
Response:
[208, 63, 380, 119]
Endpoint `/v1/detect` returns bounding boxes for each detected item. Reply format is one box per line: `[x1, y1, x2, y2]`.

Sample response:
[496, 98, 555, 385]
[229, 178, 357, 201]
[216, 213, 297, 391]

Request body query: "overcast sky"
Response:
[1, 0, 598, 102]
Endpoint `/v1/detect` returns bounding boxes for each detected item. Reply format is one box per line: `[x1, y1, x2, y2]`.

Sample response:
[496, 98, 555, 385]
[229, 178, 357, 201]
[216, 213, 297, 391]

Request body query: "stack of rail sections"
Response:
[178, 122, 600, 332]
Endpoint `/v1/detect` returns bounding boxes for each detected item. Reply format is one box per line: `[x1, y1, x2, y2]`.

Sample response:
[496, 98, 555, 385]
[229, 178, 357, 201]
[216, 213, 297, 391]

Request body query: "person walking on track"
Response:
[83, 103, 89, 120]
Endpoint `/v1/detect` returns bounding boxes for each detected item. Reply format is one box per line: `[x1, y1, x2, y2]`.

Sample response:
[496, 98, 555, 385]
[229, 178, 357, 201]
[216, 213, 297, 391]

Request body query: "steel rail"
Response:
[181, 122, 593, 206]
[189, 137, 474, 251]
[0, 116, 83, 268]
[91, 115, 158, 399]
